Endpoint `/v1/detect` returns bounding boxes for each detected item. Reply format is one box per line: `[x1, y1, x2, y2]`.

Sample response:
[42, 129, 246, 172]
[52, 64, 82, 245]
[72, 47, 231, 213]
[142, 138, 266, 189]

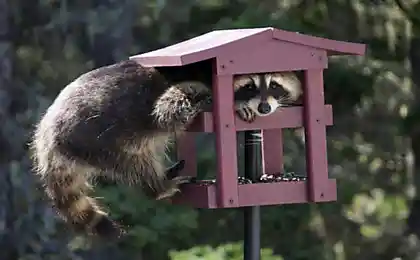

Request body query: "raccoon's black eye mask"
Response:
[268, 82, 290, 99]
[234, 83, 259, 102]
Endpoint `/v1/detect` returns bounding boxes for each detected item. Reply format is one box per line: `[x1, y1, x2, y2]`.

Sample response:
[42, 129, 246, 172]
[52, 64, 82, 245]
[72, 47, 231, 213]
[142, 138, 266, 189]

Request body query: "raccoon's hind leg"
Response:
[96, 159, 185, 186]
[137, 156, 192, 201]
[144, 158, 191, 200]
[118, 136, 192, 200]
[42, 164, 125, 239]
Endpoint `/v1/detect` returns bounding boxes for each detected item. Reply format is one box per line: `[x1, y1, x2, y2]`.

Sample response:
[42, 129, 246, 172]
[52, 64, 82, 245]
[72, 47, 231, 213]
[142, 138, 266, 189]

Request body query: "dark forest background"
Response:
[1, 0, 420, 259]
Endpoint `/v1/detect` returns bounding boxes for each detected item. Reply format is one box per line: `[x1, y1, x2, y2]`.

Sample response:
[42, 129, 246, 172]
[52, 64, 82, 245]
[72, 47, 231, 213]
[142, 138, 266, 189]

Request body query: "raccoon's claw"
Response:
[155, 176, 194, 201]
[165, 160, 185, 179]
[236, 107, 256, 123]
[156, 187, 180, 200]
[172, 175, 195, 185]
[91, 217, 127, 240]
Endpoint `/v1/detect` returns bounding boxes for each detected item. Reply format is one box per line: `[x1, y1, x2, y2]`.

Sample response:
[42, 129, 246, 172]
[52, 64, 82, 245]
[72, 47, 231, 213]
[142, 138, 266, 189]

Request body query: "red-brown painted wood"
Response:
[303, 69, 330, 202]
[237, 180, 337, 206]
[171, 180, 337, 208]
[261, 130, 284, 175]
[272, 29, 365, 56]
[176, 133, 197, 177]
[216, 41, 327, 76]
[187, 105, 333, 132]
[212, 62, 239, 207]
[172, 183, 218, 208]
[129, 27, 366, 68]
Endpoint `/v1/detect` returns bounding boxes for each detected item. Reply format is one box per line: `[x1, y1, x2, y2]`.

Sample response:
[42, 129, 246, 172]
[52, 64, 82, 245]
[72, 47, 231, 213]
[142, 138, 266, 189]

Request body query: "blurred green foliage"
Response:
[1, 0, 420, 259]
[169, 243, 283, 260]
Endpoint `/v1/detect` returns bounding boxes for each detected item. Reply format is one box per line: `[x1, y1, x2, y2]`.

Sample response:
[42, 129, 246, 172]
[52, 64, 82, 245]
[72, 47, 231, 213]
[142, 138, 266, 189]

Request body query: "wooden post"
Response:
[261, 130, 283, 175]
[303, 69, 329, 202]
[213, 60, 239, 207]
[176, 133, 197, 177]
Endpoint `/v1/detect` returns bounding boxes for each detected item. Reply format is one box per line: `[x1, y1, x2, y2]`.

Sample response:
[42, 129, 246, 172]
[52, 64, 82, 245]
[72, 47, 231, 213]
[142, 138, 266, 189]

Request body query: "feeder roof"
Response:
[130, 27, 366, 67]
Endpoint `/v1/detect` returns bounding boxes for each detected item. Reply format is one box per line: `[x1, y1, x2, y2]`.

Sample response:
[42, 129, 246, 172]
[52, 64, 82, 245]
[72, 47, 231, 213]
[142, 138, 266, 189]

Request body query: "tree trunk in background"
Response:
[0, 0, 18, 259]
[406, 37, 420, 236]
[392, 0, 420, 241]
[395, 0, 420, 240]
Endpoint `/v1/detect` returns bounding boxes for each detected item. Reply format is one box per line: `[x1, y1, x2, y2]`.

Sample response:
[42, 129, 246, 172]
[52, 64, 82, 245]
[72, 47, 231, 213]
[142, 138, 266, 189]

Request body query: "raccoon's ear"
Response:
[173, 82, 195, 94]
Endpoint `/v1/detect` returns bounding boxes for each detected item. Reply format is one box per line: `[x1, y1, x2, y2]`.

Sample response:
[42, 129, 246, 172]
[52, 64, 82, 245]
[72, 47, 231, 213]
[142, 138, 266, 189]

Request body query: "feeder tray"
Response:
[191, 172, 307, 186]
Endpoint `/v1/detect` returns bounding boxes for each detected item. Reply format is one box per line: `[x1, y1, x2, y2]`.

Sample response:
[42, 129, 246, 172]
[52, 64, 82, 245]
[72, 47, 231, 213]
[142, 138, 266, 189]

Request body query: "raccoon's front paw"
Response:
[236, 107, 256, 123]
[199, 97, 213, 112]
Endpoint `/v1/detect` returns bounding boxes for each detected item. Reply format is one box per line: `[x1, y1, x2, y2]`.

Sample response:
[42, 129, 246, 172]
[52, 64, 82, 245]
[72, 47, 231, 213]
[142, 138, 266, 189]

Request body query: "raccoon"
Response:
[30, 60, 212, 239]
[233, 72, 303, 122]
[30, 59, 301, 239]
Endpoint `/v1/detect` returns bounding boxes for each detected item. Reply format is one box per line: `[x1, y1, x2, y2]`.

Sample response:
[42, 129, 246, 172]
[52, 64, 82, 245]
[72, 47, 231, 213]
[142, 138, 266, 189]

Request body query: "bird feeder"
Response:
[130, 27, 366, 209]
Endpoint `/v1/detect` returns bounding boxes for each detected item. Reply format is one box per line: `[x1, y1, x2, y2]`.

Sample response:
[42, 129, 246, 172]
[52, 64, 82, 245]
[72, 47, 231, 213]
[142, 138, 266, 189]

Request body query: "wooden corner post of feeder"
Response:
[130, 27, 366, 209]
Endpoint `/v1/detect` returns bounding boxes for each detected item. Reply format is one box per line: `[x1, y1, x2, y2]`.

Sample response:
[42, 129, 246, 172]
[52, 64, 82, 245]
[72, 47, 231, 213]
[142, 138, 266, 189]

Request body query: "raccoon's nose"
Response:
[257, 102, 271, 114]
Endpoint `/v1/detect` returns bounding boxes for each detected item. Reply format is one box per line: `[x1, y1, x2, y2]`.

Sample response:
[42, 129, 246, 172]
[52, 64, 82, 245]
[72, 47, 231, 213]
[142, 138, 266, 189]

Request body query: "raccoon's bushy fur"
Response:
[30, 60, 212, 238]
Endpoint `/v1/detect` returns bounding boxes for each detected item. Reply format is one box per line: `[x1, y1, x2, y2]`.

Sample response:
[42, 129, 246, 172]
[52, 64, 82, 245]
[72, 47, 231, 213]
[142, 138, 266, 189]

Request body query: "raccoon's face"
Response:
[233, 72, 302, 116]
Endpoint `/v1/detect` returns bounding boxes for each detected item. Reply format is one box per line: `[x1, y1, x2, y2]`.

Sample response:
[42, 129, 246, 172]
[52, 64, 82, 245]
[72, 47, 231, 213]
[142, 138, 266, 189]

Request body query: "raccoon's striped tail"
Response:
[44, 170, 125, 239]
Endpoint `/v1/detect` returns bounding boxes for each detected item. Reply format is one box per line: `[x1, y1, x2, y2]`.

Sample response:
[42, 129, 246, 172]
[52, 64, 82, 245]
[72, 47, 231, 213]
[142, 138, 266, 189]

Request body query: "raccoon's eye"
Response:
[243, 83, 254, 89]
[270, 82, 282, 88]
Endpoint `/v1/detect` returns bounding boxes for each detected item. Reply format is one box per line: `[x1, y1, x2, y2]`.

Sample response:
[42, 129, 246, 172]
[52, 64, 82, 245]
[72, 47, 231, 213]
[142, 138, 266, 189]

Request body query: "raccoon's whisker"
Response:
[97, 124, 117, 139]
[279, 94, 291, 100]
[277, 96, 293, 104]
